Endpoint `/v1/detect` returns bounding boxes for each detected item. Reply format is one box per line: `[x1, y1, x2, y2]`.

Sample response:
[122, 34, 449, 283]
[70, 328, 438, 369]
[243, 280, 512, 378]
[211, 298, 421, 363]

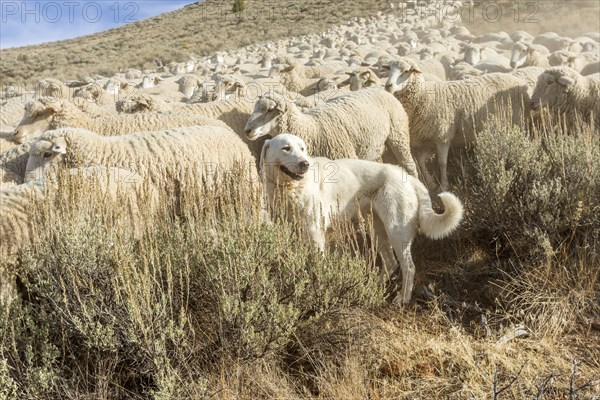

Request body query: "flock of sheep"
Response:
[1, 2, 599, 302]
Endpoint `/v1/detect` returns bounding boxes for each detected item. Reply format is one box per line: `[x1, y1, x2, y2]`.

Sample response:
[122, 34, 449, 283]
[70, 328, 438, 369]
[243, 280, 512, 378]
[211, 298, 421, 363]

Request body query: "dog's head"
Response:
[260, 133, 311, 183]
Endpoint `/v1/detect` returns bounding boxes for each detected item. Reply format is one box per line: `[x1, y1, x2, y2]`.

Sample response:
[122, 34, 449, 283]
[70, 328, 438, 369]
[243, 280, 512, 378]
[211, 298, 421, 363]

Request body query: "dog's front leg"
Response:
[305, 206, 326, 253]
[306, 218, 326, 253]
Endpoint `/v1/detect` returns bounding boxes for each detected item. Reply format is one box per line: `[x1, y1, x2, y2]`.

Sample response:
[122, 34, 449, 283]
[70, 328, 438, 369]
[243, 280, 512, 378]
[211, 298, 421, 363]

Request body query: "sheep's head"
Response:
[309, 77, 339, 92]
[24, 136, 68, 183]
[176, 75, 200, 98]
[73, 83, 103, 102]
[461, 43, 482, 65]
[104, 79, 129, 98]
[340, 68, 379, 91]
[396, 42, 412, 56]
[418, 48, 436, 60]
[510, 42, 531, 69]
[384, 60, 421, 93]
[244, 93, 287, 140]
[211, 75, 245, 101]
[140, 75, 159, 89]
[531, 67, 578, 111]
[34, 78, 66, 99]
[13, 98, 69, 144]
[116, 94, 160, 114]
[268, 64, 295, 79]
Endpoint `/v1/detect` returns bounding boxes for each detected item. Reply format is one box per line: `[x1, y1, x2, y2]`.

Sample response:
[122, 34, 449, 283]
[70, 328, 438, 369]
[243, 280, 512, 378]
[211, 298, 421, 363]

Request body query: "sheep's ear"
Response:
[44, 98, 65, 114]
[282, 64, 295, 73]
[558, 76, 575, 86]
[275, 100, 286, 113]
[381, 64, 390, 70]
[338, 78, 351, 87]
[120, 82, 130, 89]
[259, 139, 271, 175]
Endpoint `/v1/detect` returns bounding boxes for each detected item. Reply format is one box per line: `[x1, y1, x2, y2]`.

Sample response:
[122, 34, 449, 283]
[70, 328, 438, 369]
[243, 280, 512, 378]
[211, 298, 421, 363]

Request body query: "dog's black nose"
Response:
[298, 161, 309, 173]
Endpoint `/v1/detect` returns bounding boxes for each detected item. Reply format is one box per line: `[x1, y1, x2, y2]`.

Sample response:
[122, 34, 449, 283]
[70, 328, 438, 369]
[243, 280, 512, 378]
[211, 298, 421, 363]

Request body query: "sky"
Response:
[0, 0, 199, 49]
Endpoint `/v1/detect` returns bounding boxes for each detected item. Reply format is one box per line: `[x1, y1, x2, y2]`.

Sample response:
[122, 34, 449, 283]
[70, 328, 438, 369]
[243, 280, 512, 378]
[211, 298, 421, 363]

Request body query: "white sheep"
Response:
[243, 89, 417, 177]
[462, 43, 510, 70]
[176, 74, 203, 99]
[580, 61, 600, 76]
[0, 98, 26, 128]
[386, 64, 532, 190]
[339, 67, 380, 90]
[24, 125, 259, 190]
[0, 143, 32, 187]
[13, 97, 230, 144]
[448, 62, 484, 80]
[34, 78, 70, 99]
[268, 64, 327, 96]
[1, 167, 151, 250]
[533, 32, 575, 53]
[0, 166, 156, 307]
[531, 67, 600, 128]
[548, 50, 599, 72]
[510, 42, 550, 69]
[115, 93, 170, 114]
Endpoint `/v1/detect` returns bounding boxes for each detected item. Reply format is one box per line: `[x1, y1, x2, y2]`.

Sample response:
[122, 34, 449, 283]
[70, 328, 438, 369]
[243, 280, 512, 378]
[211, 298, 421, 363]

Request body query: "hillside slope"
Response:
[0, 0, 391, 86]
[1, 0, 598, 87]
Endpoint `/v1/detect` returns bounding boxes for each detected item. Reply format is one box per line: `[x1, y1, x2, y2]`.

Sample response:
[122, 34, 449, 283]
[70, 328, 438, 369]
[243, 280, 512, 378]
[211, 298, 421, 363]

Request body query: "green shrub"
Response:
[232, 0, 245, 13]
[0, 173, 383, 397]
[459, 119, 600, 261]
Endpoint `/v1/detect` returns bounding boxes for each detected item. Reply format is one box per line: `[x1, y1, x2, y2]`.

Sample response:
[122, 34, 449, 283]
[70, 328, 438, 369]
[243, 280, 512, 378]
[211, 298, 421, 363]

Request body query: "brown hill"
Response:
[0, 1, 598, 87]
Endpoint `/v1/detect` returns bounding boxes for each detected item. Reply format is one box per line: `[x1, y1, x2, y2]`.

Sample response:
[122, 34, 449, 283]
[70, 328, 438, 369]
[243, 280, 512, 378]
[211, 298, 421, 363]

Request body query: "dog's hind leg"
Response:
[373, 192, 418, 305]
[372, 214, 397, 283]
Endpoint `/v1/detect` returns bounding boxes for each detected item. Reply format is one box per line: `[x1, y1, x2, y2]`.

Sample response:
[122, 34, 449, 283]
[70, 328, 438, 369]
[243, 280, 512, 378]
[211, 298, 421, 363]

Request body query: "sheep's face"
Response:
[245, 96, 283, 140]
[24, 138, 67, 183]
[260, 133, 311, 183]
[510, 43, 529, 69]
[384, 62, 418, 93]
[344, 69, 377, 91]
[140, 76, 156, 89]
[185, 60, 196, 73]
[13, 101, 55, 144]
[548, 51, 570, 67]
[104, 79, 128, 98]
[35, 79, 65, 99]
[463, 45, 481, 66]
[313, 78, 338, 92]
[531, 70, 575, 111]
[211, 77, 243, 102]
[73, 84, 102, 102]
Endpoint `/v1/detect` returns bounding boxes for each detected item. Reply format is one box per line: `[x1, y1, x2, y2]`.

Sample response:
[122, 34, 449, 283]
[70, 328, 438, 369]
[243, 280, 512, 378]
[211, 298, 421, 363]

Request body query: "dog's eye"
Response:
[43, 152, 52, 158]
[282, 146, 291, 151]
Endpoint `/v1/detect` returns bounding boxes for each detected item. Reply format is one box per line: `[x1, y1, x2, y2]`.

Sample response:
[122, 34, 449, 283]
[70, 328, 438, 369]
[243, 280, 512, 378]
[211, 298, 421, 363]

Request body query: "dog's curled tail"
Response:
[417, 188, 464, 240]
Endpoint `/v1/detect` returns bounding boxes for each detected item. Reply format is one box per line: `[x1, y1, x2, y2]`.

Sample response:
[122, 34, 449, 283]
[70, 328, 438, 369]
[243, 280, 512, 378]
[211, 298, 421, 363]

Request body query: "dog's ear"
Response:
[259, 139, 271, 177]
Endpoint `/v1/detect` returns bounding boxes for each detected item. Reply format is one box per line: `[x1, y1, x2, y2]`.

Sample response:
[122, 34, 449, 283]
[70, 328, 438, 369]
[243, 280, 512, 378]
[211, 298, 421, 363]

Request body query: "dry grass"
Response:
[1, 115, 599, 399]
[0, 0, 393, 87]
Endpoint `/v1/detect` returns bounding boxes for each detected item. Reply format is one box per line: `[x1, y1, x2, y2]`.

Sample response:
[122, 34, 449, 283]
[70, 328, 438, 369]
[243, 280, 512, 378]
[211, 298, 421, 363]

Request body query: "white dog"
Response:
[260, 133, 464, 304]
